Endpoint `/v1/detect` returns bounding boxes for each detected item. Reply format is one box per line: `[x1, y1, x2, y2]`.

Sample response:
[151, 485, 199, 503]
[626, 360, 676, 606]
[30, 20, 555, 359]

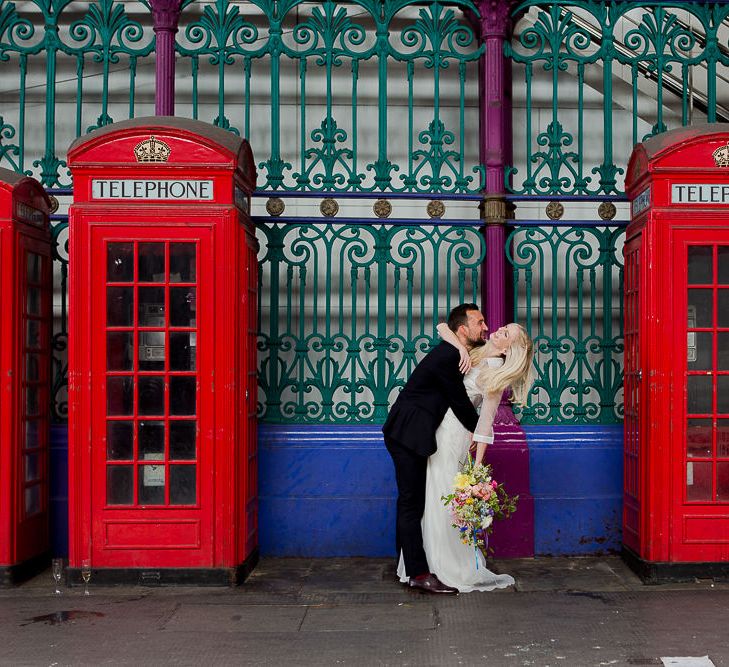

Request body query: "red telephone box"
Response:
[0, 168, 52, 585]
[624, 124, 729, 581]
[67, 118, 258, 584]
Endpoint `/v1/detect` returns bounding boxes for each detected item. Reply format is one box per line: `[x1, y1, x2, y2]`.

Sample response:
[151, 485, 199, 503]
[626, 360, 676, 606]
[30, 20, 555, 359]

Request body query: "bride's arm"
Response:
[436, 323, 471, 374]
[472, 391, 500, 465]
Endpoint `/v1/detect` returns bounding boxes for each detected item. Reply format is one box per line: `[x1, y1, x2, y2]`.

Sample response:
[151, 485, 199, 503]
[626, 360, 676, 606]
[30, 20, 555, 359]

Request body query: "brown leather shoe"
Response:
[408, 573, 458, 594]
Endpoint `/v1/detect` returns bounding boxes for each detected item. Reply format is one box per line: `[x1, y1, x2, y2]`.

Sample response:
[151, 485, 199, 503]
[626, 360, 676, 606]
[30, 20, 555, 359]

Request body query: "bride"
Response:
[397, 321, 534, 592]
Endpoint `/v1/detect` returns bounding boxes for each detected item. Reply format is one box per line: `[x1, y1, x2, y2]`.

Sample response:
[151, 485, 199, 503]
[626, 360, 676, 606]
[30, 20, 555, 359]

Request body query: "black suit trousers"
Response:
[384, 435, 429, 579]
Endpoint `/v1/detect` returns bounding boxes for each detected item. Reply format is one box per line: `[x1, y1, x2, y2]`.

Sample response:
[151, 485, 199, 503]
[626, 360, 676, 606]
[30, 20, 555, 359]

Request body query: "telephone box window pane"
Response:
[719, 247, 729, 285]
[25, 420, 38, 448]
[27, 253, 42, 283]
[25, 454, 39, 482]
[170, 377, 196, 415]
[107, 377, 133, 416]
[138, 376, 164, 416]
[138, 243, 165, 282]
[26, 320, 41, 349]
[27, 287, 41, 315]
[687, 419, 713, 458]
[688, 289, 713, 328]
[138, 331, 165, 371]
[170, 288, 196, 327]
[688, 246, 713, 284]
[719, 291, 729, 328]
[718, 463, 729, 500]
[687, 461, 712, 501]
[688, 333, 712, 371]
[25, 485, 41, 515]
[170, 421, 196, 460]
[26, 385, 39, 416]
[138, 421, 165, 460]
[688, 376, 712, 414]
[26, 354, 39, 381]
[107, 421, 133, 460]
[170, 465, 196, 505]
[718, 420, 729, 457]
[138, 465, 165, 504]
[718, 376, 729, 414]
[170, 332, 196, 371]
[107, 332, 133, 371]
[719, 332, 729, 371]
[107, 287, 133, 326]
[138, 287, 165, 326]
[107, 243, 134, 282]
[170, 244, 196, 283]
[107, 466, 133, 505]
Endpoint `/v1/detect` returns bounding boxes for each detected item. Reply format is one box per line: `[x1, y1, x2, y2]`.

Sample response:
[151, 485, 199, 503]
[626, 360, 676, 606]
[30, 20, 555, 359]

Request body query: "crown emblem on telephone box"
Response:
[712, 142, 729, 167]
[134, 136, 171, 163]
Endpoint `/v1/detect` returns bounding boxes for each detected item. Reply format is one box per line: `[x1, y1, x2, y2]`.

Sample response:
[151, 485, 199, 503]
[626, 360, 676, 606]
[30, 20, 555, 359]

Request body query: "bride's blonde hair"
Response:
[470, 324, 535, 407]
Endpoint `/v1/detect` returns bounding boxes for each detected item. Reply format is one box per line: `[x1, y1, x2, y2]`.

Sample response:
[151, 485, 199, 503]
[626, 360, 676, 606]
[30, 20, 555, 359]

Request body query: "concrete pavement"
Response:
[1, 556, 728, 666]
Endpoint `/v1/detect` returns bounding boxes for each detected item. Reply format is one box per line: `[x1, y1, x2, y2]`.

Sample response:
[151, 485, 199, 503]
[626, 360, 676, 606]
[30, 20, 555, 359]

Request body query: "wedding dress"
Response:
[397, 357, 515, 592]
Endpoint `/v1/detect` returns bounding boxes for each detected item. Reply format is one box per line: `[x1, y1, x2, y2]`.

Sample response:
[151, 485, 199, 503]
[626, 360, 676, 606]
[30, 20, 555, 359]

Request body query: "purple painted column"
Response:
[150, 0, 182, 116]
[476, 0, 511, 329]
[474, 0, 534, 558]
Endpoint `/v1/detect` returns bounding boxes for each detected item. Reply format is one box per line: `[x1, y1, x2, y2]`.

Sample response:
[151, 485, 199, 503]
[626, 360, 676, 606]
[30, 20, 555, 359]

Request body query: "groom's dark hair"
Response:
[447, 303, 479, 332]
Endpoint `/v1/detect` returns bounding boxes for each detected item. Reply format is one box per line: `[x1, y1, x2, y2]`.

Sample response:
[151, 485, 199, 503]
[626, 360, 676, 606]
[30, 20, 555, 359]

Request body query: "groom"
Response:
[383, 303, 489, 594]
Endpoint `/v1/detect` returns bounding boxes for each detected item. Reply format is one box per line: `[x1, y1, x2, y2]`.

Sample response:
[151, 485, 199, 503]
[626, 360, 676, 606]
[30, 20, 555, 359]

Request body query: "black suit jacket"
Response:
[382, 342, 479, 457]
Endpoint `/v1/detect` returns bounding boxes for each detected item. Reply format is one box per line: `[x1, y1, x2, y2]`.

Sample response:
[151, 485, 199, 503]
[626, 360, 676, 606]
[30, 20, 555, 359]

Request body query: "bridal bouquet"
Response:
[441, 458, 518, 550]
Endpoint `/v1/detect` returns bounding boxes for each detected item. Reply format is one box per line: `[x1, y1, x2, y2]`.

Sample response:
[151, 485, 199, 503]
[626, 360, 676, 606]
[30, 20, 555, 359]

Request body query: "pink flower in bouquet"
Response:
[472, 483, 492, 500]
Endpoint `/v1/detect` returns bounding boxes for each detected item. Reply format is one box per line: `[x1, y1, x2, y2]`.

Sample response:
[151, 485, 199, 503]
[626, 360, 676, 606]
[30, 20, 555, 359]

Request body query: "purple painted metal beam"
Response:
[473, 0, 534, 559]
[150, 0, 182, 116]
[475, 0, 512, 330]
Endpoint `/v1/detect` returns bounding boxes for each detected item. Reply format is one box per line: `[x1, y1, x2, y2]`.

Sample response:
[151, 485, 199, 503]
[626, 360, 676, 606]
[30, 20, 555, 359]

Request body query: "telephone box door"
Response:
[671, 233, 729, 562]
[91, 227, 214, 566]
[16, 234, 52, 562]
[623, 233, 644, 554]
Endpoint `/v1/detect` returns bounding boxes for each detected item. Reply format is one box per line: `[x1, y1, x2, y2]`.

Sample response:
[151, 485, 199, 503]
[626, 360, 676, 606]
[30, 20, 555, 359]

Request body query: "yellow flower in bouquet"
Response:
[453, 473, 471, 490]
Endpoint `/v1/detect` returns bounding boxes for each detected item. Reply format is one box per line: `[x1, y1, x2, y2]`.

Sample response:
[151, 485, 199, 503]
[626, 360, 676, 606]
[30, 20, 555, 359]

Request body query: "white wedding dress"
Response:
[397, 358, 515, 592]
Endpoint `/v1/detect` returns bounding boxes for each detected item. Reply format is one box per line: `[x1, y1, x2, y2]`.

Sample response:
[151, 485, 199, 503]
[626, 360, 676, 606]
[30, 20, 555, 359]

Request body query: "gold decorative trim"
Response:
[479, 195, 507, 224]
[266, 197, 285, 217]
[47, 194, 59, 215]
[133, 135, 171, 163]
[598, 201, 617, 220]
[427, 200, 445, 219]
[320, 198, 339, 217]
[373, 199, 392, 219]
[713, 143, 729, 167]
[545, 201, 564, 220]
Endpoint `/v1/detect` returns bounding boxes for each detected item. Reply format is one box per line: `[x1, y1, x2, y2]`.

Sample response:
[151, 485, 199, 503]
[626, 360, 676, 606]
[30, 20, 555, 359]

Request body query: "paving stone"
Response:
[300, 602, 436, 632]
[163, 604, 307, 633]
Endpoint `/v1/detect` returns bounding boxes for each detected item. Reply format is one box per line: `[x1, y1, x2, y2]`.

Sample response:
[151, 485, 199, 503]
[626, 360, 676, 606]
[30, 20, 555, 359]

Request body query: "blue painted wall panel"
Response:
[525, 425, 623, 555]
[259, 498, 395, 557]
[534, 498, 623, 554]
[258, 424, 396, 557]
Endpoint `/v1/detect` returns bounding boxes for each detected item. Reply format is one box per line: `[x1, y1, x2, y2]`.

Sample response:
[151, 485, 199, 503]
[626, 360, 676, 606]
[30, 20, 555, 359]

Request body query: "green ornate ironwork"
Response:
[256, 221, 485, 422]
[509, 225, 625, 424]
[6, 0, 705, 426]
[176, 0, 484, 193]
[0, 0, 154, 186]
[507, 1, 729, 196]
